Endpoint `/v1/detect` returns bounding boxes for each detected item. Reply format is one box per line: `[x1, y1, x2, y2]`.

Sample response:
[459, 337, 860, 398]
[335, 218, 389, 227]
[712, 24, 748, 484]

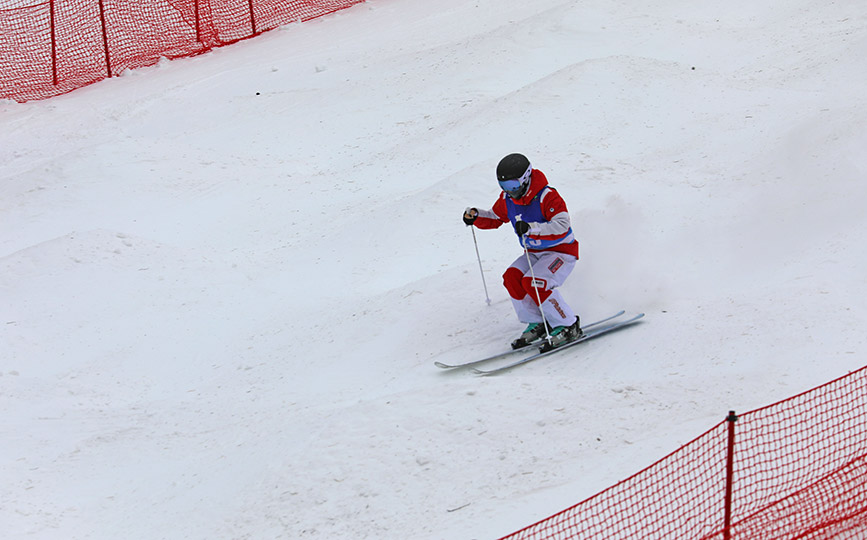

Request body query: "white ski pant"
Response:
[502, 251, 577, 328]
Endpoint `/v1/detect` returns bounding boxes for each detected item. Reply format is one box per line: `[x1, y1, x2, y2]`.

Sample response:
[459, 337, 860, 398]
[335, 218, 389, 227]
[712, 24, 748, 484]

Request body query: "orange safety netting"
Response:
[501, 366, 867, 540]
[0, 0, 365, 102]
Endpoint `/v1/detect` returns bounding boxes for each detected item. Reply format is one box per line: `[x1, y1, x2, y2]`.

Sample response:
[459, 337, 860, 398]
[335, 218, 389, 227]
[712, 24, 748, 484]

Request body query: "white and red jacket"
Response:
[472, 169, 579, 258]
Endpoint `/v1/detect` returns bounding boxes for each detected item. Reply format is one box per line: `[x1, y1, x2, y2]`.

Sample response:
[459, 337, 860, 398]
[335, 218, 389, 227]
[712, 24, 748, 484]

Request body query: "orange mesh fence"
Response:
[501, 366, 867, 540]
[0, 0, 365, 102]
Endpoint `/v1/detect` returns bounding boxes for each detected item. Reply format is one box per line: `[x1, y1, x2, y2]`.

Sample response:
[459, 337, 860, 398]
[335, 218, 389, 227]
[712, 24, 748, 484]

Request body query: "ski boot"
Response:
[511, 322, 550, 349]
[540, 316, 583, 353]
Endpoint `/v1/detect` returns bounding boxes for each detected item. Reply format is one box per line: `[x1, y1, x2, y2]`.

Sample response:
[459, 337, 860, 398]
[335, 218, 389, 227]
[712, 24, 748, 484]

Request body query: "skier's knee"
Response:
[503, 267, 526, 300]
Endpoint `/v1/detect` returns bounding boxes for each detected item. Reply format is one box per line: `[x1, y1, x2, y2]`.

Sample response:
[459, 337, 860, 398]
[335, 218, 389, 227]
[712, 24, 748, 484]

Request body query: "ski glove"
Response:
[463, 207, 478, 226]
[514, 220, 530, 236]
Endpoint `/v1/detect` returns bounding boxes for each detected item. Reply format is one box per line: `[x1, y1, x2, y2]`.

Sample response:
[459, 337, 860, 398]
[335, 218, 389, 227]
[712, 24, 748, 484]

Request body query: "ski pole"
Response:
[522, 235, 553, 343]
[470, 226, 492, 305]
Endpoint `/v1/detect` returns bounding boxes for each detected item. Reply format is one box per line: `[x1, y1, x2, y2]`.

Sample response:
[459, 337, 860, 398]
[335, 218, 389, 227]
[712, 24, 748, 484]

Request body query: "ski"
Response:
[470, 313, 645, 375]
[434, 310, 626, 370]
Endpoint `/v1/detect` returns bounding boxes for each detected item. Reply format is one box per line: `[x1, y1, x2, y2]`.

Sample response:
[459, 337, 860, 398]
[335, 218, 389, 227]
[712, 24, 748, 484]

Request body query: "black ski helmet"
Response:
[496, 153, 532, 198]
[497, 153, 531, 181]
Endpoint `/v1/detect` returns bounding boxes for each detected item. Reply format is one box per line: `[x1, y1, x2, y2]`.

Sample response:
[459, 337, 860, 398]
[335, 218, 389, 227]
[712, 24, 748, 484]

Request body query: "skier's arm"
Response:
[527, 189, 572, 236]
[469, 196, 509, 230]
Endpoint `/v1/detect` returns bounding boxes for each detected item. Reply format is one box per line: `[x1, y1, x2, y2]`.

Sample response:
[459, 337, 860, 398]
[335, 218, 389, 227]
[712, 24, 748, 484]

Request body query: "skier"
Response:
[463, 153, 582, 351]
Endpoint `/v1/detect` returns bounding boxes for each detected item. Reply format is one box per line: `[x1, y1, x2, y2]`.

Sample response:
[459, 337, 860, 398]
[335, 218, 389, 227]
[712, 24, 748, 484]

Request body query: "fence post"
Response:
[724, 410, 738, 540]
[247, 0, 257, 35]
[194, 0, 202, 44]
[48, 0, 58, 85]
[97, 0, 112, 77]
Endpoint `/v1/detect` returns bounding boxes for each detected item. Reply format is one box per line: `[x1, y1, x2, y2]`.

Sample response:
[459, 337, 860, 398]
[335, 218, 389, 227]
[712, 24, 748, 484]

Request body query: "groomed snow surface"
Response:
[2, 0, 867, 538]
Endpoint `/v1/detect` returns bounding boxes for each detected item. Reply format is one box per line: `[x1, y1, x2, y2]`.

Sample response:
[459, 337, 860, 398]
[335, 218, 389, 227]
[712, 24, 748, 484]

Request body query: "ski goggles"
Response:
[497, 178, 523, 195]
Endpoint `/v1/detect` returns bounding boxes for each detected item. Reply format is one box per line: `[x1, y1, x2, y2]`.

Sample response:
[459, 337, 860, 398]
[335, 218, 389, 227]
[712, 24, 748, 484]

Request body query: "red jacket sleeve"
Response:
[473, 194, 509, 229]
[540, 188, 569, 221]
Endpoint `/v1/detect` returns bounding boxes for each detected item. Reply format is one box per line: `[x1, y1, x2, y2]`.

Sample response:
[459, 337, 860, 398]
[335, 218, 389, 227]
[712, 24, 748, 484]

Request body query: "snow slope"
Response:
[2, 0, 867, 538]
